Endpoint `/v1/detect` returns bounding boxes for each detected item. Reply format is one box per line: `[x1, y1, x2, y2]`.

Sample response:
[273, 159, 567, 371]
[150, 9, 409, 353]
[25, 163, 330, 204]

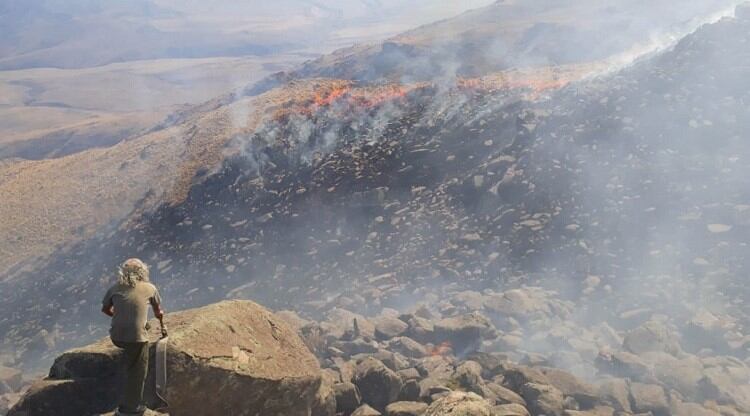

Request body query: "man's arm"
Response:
[101, 286, 114, 317]
[151, 286, 164, 319]
[152, 303, 164, 320]
[101, 303, 114, 317]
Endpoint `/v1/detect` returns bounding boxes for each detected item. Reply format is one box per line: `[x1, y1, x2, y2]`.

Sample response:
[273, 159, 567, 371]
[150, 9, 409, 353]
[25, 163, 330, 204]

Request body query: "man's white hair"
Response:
[118, 258, 150, 287]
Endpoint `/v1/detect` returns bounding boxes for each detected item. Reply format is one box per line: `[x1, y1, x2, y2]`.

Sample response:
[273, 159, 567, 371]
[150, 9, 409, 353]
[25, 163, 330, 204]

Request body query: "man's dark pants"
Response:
[112, 339, 149, 413]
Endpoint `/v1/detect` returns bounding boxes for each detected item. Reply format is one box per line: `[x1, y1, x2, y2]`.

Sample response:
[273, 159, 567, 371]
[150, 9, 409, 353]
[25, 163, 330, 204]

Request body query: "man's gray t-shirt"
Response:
[102, 282, 162, 343]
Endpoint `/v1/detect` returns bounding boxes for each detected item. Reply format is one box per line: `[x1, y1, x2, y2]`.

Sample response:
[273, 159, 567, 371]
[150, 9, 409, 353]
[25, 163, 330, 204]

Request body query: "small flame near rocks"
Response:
[428, 341, 453, 357]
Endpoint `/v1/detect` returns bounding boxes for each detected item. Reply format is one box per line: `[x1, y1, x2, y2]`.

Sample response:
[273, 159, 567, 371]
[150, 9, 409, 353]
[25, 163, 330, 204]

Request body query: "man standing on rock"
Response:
[102, 258, 164, 416]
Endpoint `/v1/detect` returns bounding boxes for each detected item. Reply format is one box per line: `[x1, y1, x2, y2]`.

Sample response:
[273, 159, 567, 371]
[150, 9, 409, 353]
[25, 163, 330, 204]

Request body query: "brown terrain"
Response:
[0, 62, 610, 280]
[3, 2, 750, 415]
[0, 0, 734, 279]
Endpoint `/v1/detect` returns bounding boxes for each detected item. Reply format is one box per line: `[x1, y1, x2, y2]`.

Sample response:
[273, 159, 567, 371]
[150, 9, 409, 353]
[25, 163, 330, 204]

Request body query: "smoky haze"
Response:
[0, 0, 496, 70]
[1, 3, 750, 409]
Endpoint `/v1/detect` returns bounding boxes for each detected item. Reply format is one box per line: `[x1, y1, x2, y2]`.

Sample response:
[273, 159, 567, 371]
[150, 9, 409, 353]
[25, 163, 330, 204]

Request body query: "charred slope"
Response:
[3, 13, 750, 371]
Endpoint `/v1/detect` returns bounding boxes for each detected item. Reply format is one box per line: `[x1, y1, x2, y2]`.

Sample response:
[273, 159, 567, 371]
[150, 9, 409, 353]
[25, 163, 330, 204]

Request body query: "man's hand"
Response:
[153, 304, 164, 320]
[101, 304, 114, 317]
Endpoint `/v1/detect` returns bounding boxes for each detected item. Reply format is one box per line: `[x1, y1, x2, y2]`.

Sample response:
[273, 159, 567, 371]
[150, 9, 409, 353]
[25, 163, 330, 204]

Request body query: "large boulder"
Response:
[374, 317, 409, 341]
[629, 382, 669, 416]
[453, 361, 484, 393]
[670, 398, 721, 416]
[501, 364, 550, 391]
[650, 353, 704, 398]
[493, 403, 530, 416]
[538, 367, 598, 408]
[697, 364, 750, 412]
[424, 391, 493, 416]
[433, 313, 496, 355]
[483, 288, 572, 322]
[623, 321, 681, 356]
[597, 378, 631, 413]
[8, 378, 117, 416]
[401, 315, 435, 345]
[595, 351, 651, 379]
[388, 337, 427, 359]
[313, 371, 338, 416]
[482, 383, 526, 406]
[683, 309, 734, 353]
[353, 403, 383, 416]
[519, 382, 565, 416]
[354, 357, 403, 412]
[385, 401, 428, 416]
[335, 382, 363, 415]
[324, 309, 376, 340]
[10, 300, 324, 416]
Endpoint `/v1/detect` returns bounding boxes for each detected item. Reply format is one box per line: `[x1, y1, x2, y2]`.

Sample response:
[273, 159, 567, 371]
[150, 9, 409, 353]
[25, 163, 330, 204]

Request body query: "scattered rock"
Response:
[353, 403, 383, 416]
[623, 321, 681, 356]
[520, 382, 565, 416]
[597, 378, 632, 413]
[424, 391, 493, 416]
[453, 360, 484, 392]
[629, 382, 669, 416]
[595, 351, 651, 379]
[434, 313, 496, 355]
[493, 403, 531, 416]
[385, 401, 429, 416]
[388, 337, 428, 358]
[354, 357, 403, 412]
[375, 317, 410, 341]
[335, 382, 362, 415]
[538, 367, 598, 408]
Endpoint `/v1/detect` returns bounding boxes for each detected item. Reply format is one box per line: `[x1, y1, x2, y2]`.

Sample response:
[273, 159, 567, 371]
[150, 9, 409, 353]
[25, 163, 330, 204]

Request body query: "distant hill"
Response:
[0, 0, 494, 70]
[293, 0, 742, 82]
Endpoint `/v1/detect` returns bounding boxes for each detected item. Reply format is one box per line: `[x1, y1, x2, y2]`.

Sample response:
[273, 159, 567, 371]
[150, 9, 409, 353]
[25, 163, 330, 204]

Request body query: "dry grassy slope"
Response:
[0, 55, 305, 160]
[0, 79, 370, 279]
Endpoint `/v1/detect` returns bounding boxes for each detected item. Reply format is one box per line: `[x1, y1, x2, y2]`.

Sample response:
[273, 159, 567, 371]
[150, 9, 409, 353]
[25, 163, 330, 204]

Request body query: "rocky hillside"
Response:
[3, 3, 750, 415]
[8, 295, 750, 415]
[2, 5, 750, 374]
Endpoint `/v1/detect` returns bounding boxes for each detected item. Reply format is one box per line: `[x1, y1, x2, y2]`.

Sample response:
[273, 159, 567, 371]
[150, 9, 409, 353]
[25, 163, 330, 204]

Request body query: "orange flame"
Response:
[428, 341, 453, 357]
[313, 87, 350, 107]
[313, 85, 412, 109]
[273, 83, 418, 121]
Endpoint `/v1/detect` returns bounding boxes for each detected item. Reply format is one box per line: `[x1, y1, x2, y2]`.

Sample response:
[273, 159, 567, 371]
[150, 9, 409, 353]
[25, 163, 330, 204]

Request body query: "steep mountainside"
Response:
[2, 10, 749, 374]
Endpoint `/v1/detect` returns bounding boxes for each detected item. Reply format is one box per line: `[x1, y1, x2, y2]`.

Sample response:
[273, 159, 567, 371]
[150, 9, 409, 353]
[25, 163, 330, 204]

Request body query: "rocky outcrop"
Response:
[10, 285, 750, 416]
[9, 300, 324, 416]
